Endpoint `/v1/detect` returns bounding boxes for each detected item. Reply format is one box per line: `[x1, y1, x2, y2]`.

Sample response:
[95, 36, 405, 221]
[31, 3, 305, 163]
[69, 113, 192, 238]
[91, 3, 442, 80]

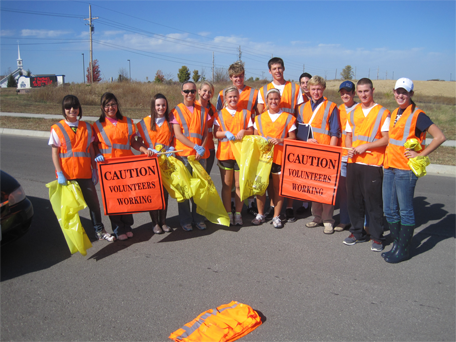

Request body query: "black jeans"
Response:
[346, 163, 384, 241]
[74, 178, 105, 234]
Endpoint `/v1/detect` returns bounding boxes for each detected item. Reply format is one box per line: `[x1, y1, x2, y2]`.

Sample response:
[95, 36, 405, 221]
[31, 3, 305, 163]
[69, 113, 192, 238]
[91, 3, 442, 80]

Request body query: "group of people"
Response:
[49, 57, 446, 263]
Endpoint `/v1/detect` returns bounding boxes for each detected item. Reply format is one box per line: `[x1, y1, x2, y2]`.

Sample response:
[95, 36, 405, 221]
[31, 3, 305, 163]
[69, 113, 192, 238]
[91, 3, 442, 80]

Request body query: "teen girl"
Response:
[197, 81, 217, 175]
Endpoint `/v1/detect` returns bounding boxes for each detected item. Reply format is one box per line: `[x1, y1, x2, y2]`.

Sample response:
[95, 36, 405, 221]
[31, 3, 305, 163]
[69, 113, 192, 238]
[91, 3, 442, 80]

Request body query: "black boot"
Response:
[381, 221, 400, 258]
[385, 224, 414, 263]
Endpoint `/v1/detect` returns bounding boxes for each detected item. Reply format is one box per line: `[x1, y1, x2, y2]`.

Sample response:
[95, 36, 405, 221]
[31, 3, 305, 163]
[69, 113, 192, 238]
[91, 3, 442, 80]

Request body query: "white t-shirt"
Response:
[214, 108, 254, 128]
[152, 115, 166, 128]
[257, 82, 304, 106]
[253, 110, 297, 132]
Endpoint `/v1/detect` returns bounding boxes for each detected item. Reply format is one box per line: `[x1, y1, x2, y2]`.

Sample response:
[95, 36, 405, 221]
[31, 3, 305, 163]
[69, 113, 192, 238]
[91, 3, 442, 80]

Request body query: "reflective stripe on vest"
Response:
[351, 107, 386, 143]
[262, 84, 295, 113]
[389, 108, 419, 146]
[95, 118, 133, 155]
[312, 101, 333, 136]
[246, 88, 255, 112]
[138, 118, 172, 151]
[55, 122, 92, 158]
[217, 109, 248, 142]
[341, 105, 357, 136]
[175, 302, 240, 339]
[257, 113, 292, 146]
[174, 106, 205, 140]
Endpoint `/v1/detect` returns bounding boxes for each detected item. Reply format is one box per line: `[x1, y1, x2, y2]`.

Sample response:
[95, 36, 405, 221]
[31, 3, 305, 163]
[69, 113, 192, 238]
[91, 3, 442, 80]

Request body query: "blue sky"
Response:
[1, 1, 455, 83]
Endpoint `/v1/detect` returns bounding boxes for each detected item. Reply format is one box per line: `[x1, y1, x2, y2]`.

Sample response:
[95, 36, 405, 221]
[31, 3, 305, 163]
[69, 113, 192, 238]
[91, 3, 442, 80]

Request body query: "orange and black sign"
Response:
[279, 140, 342, 205]
[98, 155, 165, 215]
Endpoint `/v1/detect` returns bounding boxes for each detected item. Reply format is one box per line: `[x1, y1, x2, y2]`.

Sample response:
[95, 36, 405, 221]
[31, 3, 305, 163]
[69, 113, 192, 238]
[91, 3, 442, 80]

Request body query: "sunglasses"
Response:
[183, 89, 196, 94]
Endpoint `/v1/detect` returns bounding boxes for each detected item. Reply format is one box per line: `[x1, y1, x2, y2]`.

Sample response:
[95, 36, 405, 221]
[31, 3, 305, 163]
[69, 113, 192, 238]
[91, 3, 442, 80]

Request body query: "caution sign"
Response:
[279, 140, 342, 205]
[98, 155, 165, 215]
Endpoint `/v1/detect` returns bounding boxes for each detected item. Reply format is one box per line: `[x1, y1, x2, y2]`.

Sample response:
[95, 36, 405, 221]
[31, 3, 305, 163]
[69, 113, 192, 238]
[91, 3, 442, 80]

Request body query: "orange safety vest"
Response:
[259, 82, 300, 114]
[195, 101, 216, 159]
[52, 120, 93, 180]
[297, 99, 337, 146]
[171, 103, 208, 157]
[169, 301, 262, 342]
[255, 111, 296, 165]
[338, 103, 357, 157]
[218, 86, 259, 113]
[347, 104, 390, 166]
[216, 108, 252, 161]
[302, 93, 311, 103]
[93, 117, 135, 159]
[384, 105, 426, 170]
[136, 116, 174, 151]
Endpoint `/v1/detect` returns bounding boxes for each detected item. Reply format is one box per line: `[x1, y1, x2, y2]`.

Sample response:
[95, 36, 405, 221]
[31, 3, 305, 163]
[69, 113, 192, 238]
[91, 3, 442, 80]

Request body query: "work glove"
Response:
[95, 154, 105, 162]
[225, 131, 236, 141]
[193, 144, 205, 156]
[92, 169, 98, 186]
[57, 171, 67, 185]
[167, 146, 175, 152]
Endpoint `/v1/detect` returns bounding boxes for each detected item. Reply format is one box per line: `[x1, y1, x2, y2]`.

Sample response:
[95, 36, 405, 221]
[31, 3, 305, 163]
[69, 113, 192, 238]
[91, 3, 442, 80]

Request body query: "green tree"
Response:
[7, 74, 17, 88]
[192, 69, 201, 83]
[26, 69, 32, 76]
[177, 66, 191, 83]
[340, 65, 354, 80]
[154, 70, 165, 83]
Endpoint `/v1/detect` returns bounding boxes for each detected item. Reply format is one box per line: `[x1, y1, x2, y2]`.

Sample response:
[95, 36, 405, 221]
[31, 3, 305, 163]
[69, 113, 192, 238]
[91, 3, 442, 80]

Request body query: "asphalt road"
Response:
[1, 134, 455, 342]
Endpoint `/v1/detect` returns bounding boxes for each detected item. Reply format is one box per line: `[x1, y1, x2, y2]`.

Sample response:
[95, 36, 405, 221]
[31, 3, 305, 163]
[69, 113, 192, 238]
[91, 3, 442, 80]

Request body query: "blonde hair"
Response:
[228, 62, 245, 77]
[308, 75, 326, 88]
[198, 81, 214, 101]
[265, 88, 281, 112]
[223, 86, 239, 108]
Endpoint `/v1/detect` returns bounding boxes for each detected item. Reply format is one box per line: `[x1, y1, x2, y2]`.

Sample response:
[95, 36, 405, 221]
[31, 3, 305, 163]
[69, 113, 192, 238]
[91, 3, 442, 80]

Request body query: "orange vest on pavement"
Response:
[347, 104, 390, 166]
[171, 103, 208, 157]
[93, 117, 135, 159]
[216, 108, 252, 161]
[218, 86, 258, 114]
[298, 99, 337, 146]
[338, 103, 357, 157]
[136, 116, 174, 151]
[52, 120, 93, 180]
[169, 301, 262, 342]
[255, 111, 296, 165]
[259, 82, 300, 114]
[384, 105, 426, 170]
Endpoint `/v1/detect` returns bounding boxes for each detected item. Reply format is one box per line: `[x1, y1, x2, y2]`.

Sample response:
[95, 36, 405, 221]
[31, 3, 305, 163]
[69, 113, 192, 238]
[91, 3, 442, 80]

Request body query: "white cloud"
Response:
[21, 29, 72, 38]
[198, 31, 211, 37]
[1, 30, 14, 37]
[318, 43, 341, 47]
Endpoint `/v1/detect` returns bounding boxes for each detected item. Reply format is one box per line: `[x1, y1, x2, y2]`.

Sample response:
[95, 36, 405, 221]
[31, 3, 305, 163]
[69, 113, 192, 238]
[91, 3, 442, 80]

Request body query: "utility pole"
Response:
[386, 71, 387, 80]
[84, 5, 98, 83]
[212, 52, 214, 82]
[303, 64, 305, 72]
[238, 46, 242, 62]
[127, 59, 131, 80]
[82, 53, 85, 83]
[377, 67, 379, 80]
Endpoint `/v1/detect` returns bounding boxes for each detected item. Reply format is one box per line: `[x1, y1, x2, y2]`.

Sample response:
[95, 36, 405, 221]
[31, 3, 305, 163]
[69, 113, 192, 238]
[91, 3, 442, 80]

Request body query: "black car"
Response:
[1, 170, 34, 245]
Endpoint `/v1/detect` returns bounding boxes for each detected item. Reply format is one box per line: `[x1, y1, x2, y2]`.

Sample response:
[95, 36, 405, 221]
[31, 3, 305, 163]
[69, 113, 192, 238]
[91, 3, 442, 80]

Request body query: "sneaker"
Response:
[117, 234, 128, 241]
[265, 206, 275, 220]
[247, 204, 258, 216]
[182, 224, 193, 232]
[234, 213, 243, 226]
[343, 233, 370, 245]
[228, 212, 234, 226]
[126, 231, 133, 238]
[323, 223, 334, 234]
[96, 229, 115, 242]
[371, 240, 384, 252]
[252, 214, 266, 225]
[272, 216, 283, 229]
[285, 208, 296, 223]
[334, 223, 350, 232]
[195, 222, 206, 230]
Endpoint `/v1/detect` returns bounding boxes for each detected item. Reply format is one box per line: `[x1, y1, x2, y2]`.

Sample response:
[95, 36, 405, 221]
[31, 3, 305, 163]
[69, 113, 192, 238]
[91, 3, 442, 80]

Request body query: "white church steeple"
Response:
[17, 44, 23, 69]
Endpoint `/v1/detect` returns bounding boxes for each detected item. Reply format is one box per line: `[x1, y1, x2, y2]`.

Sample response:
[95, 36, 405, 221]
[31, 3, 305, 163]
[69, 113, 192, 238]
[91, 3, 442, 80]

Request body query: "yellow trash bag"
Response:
[405, 138, 430, 178]
[187, 156, 230, 227]
[232, 136, 274, 201]
[46, 180, 92, 256]
[230, 139, 243, 166]
[158, 154, 193, 202]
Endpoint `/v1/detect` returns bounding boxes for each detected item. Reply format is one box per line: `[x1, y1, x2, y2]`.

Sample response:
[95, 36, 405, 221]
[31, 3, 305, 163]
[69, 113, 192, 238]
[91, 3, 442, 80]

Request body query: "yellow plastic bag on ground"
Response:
[46, 180, 92, 256]
[232, 136, 274, 201]
[405, 138, 430, 178]
[158, 154, 194, 202]
[187, 156, 229, 227]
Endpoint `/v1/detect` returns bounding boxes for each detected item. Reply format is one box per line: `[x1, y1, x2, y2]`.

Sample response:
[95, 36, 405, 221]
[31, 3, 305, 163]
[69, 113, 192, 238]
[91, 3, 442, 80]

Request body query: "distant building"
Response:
[0, 45, 24, 88]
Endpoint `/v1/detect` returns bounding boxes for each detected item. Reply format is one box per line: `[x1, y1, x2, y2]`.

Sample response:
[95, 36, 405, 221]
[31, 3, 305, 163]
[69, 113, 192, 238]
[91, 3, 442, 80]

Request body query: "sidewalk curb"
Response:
[1, 128, 454, 177]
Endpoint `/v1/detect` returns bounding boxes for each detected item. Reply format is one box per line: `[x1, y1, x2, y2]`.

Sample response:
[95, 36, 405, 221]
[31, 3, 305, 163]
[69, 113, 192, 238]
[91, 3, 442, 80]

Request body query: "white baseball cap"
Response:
[394, 78, 414, 92]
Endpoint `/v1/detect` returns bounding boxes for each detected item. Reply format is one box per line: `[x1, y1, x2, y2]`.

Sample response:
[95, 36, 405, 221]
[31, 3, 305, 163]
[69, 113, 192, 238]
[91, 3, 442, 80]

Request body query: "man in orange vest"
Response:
[299, 72, 312, 103]
[343, 78, 391, 252]
[170, 81, 209, 232]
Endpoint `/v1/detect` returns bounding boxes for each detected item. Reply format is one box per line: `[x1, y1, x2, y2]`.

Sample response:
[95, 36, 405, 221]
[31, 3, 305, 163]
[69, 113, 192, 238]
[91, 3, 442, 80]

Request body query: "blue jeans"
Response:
[176, 156, 207, 226]
[382, 168, 418, 226]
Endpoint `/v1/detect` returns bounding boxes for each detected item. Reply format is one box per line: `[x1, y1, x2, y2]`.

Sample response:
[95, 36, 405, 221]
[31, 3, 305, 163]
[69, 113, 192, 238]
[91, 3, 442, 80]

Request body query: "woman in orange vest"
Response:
[136, 93, 174, 235]
[253, 88, 296, 228]
[93, 92, 153, 241]
[197, 81, 216, 175]
[49, 95, 115, 242]
[214, 86, 254, 226]
[382, 78, 445, 263]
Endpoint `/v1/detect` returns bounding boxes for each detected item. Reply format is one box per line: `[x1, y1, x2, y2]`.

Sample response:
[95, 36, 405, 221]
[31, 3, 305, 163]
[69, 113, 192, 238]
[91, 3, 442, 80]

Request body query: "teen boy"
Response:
[216, 62, 259, 115]
[343, 78, 390, 252]
[299, 72, 312, 103]
[296, 76, 340, 234]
